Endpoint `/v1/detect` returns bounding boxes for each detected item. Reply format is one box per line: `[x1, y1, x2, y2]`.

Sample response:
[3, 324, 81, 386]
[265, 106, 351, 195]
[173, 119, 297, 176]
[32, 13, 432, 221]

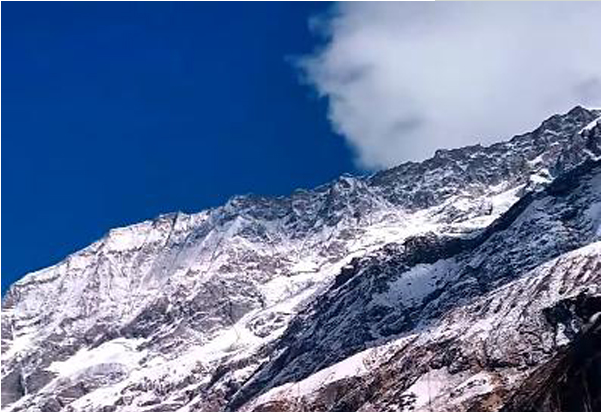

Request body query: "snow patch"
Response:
[580, 118, 600, 133]
[47, 338, 146, 378]
[374, 259, 457, 307]
[249, 347, 372, 407]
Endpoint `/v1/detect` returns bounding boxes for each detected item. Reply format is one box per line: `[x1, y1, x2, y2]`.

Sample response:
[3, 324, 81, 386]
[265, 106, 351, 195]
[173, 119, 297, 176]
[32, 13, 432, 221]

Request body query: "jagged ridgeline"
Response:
[2, 106, 601, 412]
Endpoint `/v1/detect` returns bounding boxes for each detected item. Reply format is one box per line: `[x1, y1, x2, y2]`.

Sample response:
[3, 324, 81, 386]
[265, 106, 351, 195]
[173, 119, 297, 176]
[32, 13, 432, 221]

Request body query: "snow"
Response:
[47, 338, 146, 378]
[258, 272, 317, 308]
[374, 259, 457, 307]
[450, 371, 495, 403]
[290, 260, 320, 273]
[2, 333, 34, 359]
[529, 168, 552, 185]
[489, 185, 523, 214]
[105, 222, 153, 252]
[527, 154, 544, 166]
[579, 118, 600, 133]
[555, 323, 571, 346]
[249, 345, 373, 406]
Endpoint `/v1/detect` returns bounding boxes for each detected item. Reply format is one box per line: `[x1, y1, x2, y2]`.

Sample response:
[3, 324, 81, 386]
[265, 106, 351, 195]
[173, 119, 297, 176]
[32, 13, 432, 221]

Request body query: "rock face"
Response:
[499, 314, 600, 412]
[1, 106, 600, 412]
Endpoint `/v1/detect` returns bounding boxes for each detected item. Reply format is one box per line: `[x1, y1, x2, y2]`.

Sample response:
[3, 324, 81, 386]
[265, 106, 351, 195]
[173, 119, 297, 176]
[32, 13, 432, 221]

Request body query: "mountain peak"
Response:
[2, 108, 600, 412]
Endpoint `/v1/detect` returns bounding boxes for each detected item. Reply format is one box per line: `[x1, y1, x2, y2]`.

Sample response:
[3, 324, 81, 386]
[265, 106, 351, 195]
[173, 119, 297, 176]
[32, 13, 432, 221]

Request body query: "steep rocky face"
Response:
[1, 107, 600, 412]
[232, 158, 601, 412]
[498, 314, 600, 412]
[240, 243, 601, 412]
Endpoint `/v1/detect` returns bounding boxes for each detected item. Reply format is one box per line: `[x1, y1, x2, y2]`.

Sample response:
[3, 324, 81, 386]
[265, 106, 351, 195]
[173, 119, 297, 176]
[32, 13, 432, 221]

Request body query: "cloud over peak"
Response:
[298, 2, 601, 170]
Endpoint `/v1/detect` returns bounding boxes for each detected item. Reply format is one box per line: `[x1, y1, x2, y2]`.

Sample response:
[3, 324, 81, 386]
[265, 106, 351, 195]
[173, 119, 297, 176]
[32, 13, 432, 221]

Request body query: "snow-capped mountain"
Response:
[2, 106, 600, 412]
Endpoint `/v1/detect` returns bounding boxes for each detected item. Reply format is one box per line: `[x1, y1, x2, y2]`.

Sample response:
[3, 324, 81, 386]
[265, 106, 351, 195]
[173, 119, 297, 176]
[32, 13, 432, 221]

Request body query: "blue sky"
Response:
[2, 2, 357, 291]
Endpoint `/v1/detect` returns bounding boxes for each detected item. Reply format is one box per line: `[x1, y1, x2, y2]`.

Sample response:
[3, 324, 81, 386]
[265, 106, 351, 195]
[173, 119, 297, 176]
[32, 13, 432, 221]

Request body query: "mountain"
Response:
[1, 106, 600, 412]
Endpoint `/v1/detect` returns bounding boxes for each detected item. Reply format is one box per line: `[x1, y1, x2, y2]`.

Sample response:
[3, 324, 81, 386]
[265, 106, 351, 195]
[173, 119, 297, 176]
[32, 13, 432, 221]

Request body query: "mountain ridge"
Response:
[2, 106, 600, 412]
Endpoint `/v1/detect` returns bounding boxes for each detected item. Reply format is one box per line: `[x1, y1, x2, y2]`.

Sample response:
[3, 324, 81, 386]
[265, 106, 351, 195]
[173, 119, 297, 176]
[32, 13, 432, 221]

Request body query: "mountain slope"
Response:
[1, 106, 600, 412]
[238, 159, 601, 412]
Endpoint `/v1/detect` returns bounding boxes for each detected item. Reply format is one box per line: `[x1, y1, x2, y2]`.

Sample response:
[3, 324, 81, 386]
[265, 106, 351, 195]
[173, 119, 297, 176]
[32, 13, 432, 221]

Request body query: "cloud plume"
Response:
[298, 2, 601, 169]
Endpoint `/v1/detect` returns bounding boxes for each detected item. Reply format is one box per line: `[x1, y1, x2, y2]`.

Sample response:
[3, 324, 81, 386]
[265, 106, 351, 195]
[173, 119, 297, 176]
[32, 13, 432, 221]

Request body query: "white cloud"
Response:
[298, 2, 601, 169]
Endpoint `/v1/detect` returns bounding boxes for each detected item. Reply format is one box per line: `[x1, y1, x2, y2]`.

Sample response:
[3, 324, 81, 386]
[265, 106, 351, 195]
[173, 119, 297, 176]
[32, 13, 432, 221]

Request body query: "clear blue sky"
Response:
[2, 2, 357, 292]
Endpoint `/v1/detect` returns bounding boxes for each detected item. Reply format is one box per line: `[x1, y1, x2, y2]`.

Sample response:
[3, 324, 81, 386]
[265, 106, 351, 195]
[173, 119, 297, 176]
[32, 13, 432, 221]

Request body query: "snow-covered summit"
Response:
[1, 106, 600, 412]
